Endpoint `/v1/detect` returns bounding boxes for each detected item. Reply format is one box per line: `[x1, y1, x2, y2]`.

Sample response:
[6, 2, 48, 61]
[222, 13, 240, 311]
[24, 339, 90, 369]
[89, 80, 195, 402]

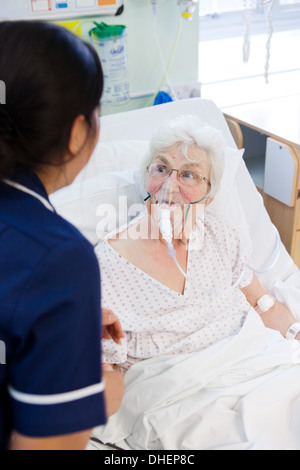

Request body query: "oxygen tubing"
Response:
[145, 8, 182, 108]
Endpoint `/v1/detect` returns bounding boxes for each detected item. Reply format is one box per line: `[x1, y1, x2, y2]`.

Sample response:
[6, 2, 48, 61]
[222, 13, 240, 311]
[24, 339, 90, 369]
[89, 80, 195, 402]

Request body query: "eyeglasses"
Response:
[147, 163, 211, 187]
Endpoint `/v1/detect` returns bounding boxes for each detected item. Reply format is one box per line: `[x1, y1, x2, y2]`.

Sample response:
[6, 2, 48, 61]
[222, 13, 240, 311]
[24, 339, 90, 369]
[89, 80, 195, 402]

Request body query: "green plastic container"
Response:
[90, 22, 130, 105]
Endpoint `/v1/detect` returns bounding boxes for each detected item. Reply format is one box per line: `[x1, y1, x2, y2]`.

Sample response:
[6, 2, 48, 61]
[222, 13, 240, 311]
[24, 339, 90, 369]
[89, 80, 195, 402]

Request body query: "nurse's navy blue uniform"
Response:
[0, 171, 106, 449]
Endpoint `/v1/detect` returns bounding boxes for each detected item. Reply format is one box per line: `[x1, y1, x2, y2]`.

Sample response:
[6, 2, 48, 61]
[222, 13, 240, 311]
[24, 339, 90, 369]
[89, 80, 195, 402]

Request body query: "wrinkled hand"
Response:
[102, 366, 125, 416]
[102, 308, 125, 345]
[260, 303, 299, 339]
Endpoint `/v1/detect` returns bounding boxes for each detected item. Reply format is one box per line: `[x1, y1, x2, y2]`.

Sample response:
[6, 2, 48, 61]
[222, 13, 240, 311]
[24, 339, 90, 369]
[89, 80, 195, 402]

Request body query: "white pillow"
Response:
[75, 140, 148, 179]
[50, 141, 147, 245]
[50, 140, 246, 246]
[208, 147, 252, 249]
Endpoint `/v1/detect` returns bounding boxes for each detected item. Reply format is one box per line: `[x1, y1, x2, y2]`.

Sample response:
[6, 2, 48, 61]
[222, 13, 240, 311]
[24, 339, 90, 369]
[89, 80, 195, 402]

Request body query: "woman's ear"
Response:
[68, 115, 88, 156]
[205, 197, 214, 206]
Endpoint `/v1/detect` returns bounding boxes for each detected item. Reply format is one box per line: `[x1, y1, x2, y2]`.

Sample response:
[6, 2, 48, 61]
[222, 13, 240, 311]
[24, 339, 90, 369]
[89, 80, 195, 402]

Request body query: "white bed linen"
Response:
[92, 308, 300, 450]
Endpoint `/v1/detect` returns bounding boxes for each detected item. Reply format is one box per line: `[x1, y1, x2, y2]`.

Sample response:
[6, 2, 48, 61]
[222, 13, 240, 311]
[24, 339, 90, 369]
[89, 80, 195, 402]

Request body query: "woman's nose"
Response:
[163, 173, 180, 195]
[168, 169, 179, 182]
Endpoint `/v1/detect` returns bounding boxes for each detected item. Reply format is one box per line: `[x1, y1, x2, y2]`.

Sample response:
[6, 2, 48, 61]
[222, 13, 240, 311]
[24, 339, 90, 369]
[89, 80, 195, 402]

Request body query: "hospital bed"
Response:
[50, 97, 300, 450]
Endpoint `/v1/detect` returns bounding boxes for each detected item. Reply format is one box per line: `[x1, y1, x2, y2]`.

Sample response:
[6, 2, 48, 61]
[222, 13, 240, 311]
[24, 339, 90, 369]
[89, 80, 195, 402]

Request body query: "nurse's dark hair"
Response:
[0, 21, 103, 179]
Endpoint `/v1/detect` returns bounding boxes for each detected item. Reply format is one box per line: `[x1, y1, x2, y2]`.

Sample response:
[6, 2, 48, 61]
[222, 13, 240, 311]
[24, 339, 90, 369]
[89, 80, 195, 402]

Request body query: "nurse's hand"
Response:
[102, 308, 125, 345]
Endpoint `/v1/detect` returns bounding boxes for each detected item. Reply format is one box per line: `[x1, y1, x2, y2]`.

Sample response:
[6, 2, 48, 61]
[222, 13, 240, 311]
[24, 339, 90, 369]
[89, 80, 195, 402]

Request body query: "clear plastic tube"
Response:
[152, 2, 178, 101]
[159, 207, 188, 278]
[145, 4, 182, 107]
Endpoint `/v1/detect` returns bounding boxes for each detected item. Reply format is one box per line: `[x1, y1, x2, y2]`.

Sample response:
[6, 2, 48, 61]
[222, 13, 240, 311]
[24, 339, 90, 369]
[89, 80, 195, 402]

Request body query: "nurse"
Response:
[0, 21, 124, 450]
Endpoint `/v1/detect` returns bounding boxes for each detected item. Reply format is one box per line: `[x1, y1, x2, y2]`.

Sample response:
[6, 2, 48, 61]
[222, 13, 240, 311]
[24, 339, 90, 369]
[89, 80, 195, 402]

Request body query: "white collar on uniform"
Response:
[2, 179, 55, 212]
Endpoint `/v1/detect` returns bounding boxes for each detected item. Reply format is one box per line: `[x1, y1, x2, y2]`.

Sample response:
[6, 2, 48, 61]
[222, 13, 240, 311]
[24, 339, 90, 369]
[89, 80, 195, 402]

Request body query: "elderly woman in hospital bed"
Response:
[91, 114, 300, 450]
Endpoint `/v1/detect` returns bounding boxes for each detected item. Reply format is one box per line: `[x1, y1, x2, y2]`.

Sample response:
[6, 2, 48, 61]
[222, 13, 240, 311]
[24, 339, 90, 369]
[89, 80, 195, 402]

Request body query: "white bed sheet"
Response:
[93, 308, 300, 450]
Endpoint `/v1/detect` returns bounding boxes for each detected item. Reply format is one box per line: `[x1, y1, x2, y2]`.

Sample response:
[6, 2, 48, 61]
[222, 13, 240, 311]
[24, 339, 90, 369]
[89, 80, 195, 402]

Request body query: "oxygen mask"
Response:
[150, 172, 189, 242]
[145, 165, 207, 278]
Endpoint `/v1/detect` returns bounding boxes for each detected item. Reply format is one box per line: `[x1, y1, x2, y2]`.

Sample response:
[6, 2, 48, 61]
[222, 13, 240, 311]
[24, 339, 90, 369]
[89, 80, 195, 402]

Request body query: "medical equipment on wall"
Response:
[145, 0, 181, 106]
[243, 0, 275, 83]
[146, 0, 199, 107]
[89, 22, 130, 104]
[150, 0, 180, 103]
[178, 0, 199, 21]
[0, 0, 124, 21]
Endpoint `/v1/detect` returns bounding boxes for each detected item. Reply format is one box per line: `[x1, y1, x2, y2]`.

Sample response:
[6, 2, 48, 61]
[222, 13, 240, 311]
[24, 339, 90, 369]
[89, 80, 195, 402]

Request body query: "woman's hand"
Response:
[241, 274, 299, 339]
[101, 310, 125, 415]
[259, 304, 299, 339]
[102, 308, 125, 345]
[102, 365, 125, 416]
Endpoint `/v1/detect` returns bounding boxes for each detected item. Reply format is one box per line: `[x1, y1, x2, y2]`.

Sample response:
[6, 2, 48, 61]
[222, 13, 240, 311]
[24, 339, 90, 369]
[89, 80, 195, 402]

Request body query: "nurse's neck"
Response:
[35, 149, 87, 195]
[35, 167, 70, 195]
[34, 114, 99, 195]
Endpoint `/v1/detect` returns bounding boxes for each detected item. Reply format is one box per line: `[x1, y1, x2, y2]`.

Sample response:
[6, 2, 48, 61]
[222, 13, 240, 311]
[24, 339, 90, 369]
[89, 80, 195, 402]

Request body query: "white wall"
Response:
[81, 0, 199, 115]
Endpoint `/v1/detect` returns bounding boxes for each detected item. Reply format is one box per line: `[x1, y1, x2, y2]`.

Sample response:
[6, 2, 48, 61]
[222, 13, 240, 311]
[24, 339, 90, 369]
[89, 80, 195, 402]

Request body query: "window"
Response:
[199, 0, 300, 107]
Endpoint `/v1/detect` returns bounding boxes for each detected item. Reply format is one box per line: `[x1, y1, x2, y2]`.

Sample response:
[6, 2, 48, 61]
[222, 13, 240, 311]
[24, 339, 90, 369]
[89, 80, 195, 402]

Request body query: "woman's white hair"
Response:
[139, 115, 225, 198]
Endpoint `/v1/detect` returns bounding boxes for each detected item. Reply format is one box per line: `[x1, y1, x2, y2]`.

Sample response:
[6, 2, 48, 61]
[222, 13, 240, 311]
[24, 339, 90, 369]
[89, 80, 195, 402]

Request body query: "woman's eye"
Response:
[181, 171, 196, 179]
[156, 165, 168, 173]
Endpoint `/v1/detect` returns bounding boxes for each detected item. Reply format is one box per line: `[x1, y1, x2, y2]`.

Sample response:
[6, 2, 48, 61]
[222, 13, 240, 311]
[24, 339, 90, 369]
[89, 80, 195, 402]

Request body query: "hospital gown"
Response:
[96, 211, 253, 371]
[94, 211, 300, 450]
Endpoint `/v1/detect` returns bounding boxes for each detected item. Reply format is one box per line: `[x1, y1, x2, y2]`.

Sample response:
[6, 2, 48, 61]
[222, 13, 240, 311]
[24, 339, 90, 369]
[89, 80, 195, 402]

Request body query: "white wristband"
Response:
[257, 294, 275, 313]
[286, 323, 300, 341]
